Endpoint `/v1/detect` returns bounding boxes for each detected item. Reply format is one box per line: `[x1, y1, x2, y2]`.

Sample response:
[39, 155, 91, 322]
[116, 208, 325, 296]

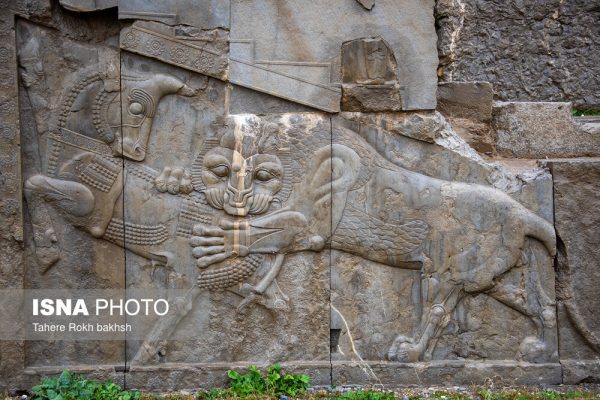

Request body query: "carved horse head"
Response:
[116, 74, 197, 161]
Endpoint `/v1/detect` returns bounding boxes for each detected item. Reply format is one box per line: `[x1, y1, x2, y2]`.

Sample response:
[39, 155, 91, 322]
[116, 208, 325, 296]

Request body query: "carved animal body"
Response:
[23, 72, 197, 269]
[24, 85, 559, 364]
[185, 116, 559, 363]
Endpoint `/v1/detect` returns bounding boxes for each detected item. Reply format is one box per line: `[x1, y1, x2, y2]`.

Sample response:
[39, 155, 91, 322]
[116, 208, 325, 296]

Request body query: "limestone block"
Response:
[230, 0, 438, 111]
[341, 38, 402, 112]
[118, 0, 229, 30]
[544, 159, 600, 383]
[437, 81, 494, 153]
[493, 102, 600, 158]
[120, 21, 229, 81]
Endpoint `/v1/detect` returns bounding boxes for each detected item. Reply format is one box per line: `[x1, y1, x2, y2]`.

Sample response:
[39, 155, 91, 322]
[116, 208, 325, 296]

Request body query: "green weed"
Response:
[31, 369, 140, 400]
[572, 108, 600, 117]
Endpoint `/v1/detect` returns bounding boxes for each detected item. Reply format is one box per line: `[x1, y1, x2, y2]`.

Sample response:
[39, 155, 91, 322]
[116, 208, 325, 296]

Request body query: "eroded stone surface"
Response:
[493, 102, 600, 158]
[230, 0, 438, 111]
[544, 159, 600, 383]
[437, 82, 494, 153]
[436, 0, 600, 111]
[341, 38, 402, 112]
[0, 0, 584, 392]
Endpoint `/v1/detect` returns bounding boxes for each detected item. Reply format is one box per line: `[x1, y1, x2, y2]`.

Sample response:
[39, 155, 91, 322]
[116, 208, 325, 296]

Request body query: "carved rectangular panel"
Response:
[16, 16, 127, 376]
[3, 1, 571, 391]
[121, 111, 332, 376]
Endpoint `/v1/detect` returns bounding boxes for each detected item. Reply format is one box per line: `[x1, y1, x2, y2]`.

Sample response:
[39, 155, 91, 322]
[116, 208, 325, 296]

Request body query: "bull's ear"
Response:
[302, 144, 361, 208]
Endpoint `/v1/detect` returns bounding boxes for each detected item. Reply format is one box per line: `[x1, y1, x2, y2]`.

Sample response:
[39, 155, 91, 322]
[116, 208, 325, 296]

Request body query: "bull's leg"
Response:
[388, 283, 462, 362]
[487, 248, 557, 363]
[24, 174, 97, 271]
[23, 186, 60, 271]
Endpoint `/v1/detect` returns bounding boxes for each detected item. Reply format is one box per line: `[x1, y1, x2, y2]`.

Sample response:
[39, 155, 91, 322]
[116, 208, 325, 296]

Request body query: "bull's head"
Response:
[200, 115, 285, 217]
[114, 74, 197, 161]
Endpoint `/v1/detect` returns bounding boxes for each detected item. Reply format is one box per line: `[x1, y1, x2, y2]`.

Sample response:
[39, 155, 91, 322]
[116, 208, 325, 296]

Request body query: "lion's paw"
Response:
[387, 335, 422, 363]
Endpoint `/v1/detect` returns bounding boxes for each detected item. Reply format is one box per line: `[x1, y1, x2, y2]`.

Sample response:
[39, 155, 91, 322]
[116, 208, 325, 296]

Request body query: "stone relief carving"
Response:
[11, 3, 583, 386]
[3, 0, 599, 390]
[19, 44, 560, 364]
[120, 21, 229, 81]
[23, 68, 197, 270]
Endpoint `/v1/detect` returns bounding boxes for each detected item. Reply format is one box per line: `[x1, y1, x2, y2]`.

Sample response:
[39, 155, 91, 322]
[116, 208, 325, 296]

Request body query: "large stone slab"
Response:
[230, 0, 438, 111]
[118, 0, 229, 30]
[493, 102, 600, 158]
[437, 82, 494, 154]
[544, 159, 600, 383]
[15, 18, 128, 372]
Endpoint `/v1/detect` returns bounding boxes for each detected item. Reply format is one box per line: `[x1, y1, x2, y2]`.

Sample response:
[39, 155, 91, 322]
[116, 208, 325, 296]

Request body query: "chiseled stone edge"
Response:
[561, 359, 600, 384]
[120, 23, 228, 81]
[0, 3, 26, 394]
[24, 361, 564, 389]
[332, 361, 563, 386]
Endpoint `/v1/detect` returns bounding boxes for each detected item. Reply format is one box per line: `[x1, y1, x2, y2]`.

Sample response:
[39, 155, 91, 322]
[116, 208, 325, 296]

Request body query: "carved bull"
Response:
[23, 87, 559, 365]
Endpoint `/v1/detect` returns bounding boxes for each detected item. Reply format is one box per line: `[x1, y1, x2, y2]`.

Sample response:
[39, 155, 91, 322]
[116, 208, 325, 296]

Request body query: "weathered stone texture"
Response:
[230, 0, 438, 111]
[545, 159, 600, 383]
[2, 0, 594, 392]
[437, 81, 494, 153]
[436, 0, 600, 110]
[341, 37, 402, 112]
[0, 3, 26, 391]
[493, 102, 600, 158]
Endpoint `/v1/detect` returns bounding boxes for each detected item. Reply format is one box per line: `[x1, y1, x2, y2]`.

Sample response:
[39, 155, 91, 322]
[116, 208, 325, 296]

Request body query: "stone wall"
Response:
[436, 0, 600, 110]
[0, 0, 598, 394]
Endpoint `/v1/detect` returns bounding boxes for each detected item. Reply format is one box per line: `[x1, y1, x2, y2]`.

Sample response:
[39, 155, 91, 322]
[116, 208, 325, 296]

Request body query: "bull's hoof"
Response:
[36, 245, 60, 273]
[387, 335, 422, 363]
[519, 336, 547, 363]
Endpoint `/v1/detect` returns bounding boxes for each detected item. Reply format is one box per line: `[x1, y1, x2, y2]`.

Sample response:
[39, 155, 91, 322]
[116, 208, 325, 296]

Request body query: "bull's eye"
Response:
[129, 102, 144, 115]
[255, 169, 276, 182]
[210, 164, 230, 178]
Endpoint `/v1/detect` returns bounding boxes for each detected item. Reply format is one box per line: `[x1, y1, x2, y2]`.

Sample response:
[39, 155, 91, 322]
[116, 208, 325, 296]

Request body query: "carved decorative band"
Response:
[48, 128, 113, 157]
[103, 218, 169, 246]
[79, 156, 121, 193]
[120, 25, 227, 80]
[197, 254, 263, 290]
[176, 197, 213, 238]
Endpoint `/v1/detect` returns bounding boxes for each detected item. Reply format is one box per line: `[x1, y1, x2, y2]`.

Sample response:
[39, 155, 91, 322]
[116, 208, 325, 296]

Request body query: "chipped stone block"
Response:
[437, 81, 494, 154]
[437, 81, 493, 122]
[341, 84, 402, 112]
[341, 37, 402, 112]
[493, 102, 600, 158]
[120, 21, 228, 81]
[118, 0, 230, 30]
[230, 0, 438, 111]
[543, 159, 600, 382]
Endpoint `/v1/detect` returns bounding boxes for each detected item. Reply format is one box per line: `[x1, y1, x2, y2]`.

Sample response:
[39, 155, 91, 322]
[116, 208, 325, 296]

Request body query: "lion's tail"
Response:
[520, 208, 557, 257]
